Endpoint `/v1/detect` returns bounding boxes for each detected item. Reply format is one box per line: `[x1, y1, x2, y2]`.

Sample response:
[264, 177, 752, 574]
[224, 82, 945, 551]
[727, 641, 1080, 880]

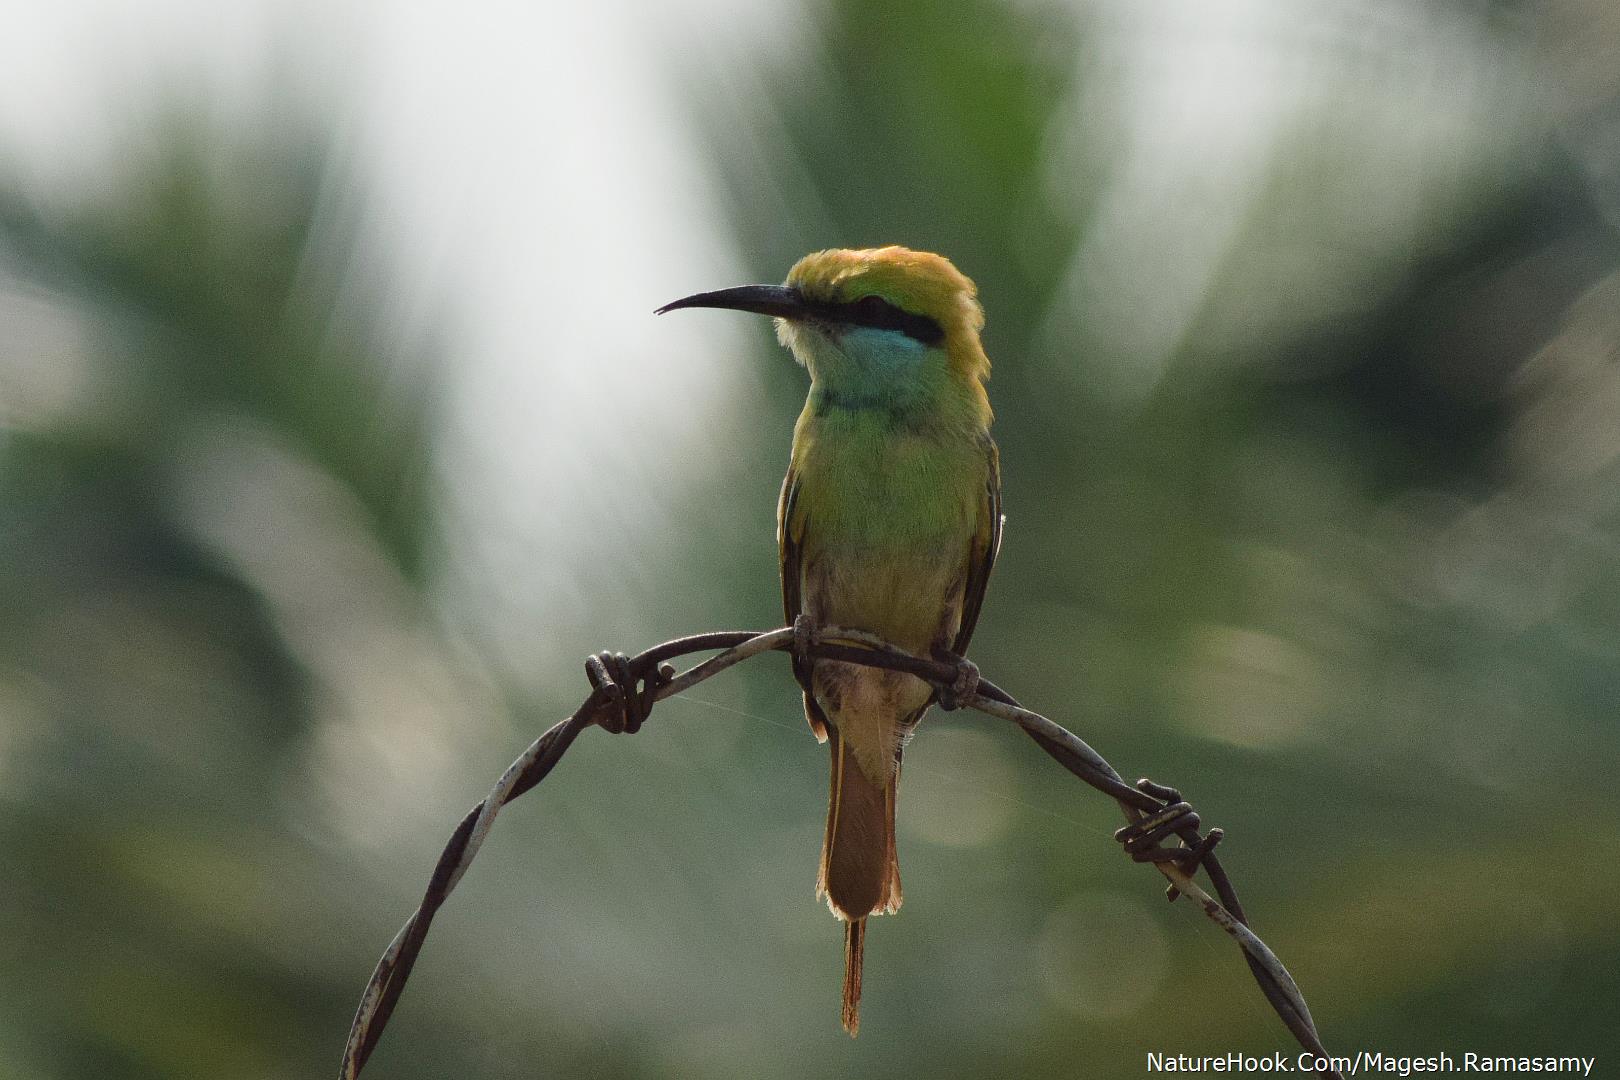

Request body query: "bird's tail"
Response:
[818, 726, 901, 1036]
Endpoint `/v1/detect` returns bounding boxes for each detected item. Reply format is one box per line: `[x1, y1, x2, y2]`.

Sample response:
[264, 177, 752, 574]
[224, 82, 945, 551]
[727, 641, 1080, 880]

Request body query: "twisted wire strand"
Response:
[339, 626, 1340, 1080]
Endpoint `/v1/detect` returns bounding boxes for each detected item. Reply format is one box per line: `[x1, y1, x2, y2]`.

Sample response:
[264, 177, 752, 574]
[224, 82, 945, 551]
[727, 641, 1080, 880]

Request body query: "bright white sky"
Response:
[0, 0, 799, 681]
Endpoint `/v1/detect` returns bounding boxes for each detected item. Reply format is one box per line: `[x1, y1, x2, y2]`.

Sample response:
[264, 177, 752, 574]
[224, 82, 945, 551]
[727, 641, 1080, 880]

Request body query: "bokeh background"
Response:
[2, 1, 1618, 1077]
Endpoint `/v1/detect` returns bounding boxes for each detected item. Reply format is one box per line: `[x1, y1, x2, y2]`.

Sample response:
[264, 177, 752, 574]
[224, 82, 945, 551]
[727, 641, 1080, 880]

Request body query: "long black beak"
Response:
[655, 284, 808, 319]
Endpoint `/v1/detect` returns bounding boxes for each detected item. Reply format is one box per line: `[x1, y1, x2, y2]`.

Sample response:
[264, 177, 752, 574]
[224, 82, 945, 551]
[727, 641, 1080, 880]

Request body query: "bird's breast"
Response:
[792, 413, 984, 655]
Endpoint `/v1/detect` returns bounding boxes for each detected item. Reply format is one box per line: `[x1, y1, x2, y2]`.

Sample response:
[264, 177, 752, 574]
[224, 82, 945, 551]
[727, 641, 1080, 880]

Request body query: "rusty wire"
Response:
[338, 624, 1342, 1080]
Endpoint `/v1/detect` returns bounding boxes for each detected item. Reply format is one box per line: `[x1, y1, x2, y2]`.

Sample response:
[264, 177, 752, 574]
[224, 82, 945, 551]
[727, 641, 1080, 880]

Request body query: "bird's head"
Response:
[657, 246, 990, 404]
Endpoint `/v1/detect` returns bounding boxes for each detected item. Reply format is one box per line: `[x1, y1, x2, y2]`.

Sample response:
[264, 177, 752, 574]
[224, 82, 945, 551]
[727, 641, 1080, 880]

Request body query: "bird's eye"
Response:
[839, 292, 943, 344]
[854, 294, 894, 325]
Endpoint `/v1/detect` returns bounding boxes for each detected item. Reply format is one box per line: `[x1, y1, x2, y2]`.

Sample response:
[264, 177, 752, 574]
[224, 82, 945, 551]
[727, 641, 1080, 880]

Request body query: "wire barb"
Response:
[338, 625, 1342, 1080]
[1112, 781, 1226, 901]
[584, 650, 672, 734]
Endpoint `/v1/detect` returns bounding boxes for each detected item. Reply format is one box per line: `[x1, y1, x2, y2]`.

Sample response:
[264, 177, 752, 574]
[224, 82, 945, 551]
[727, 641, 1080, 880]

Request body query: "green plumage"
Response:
[786, 398, 992, 654]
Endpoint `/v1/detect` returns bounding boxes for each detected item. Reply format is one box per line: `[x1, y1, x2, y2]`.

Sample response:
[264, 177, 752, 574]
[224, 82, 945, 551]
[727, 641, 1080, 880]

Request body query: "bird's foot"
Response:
[929, 647, 981, 711]
[584, 651, 674, 734]
[792, 614, 820, 668]
[1113, 779, 1224, 901]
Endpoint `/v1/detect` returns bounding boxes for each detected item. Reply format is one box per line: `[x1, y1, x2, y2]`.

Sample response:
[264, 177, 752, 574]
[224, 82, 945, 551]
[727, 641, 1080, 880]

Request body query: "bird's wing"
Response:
[779, 459, 830, 742]
[778, 460, 804, 633]
[950, 435, 1003, 657]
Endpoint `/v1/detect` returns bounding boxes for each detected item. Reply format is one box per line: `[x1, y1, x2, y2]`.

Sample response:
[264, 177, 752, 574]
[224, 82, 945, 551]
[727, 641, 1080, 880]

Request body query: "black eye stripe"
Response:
[812, 295, 945, 346]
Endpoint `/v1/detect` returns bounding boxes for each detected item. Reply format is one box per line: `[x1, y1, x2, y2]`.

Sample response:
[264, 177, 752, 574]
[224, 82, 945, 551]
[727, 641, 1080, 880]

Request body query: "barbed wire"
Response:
[338, 624, 1342, 1080]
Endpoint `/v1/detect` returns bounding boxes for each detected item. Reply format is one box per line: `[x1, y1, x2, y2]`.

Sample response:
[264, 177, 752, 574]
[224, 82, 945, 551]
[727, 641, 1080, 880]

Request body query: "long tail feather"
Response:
[842, 919, 865, 1036]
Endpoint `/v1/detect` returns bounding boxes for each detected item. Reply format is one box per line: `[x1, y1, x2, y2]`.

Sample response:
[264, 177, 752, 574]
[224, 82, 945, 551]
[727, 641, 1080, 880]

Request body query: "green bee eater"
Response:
[658, 246, 1002, 1035]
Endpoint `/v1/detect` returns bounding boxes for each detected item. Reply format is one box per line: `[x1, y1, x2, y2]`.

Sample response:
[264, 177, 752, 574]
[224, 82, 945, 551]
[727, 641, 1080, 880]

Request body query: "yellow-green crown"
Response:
[786, 246, 989, 382]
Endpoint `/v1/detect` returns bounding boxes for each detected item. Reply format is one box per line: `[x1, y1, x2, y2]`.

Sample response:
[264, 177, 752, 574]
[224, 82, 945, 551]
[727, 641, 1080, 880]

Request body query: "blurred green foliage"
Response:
[0, 107, 435, 1078]
[2, 3, 1619, 1079]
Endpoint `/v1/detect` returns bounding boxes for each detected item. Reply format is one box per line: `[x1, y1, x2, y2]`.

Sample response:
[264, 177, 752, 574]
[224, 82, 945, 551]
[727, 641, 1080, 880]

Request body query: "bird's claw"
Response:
[931, 648, 980, 711]
[1114, 778, 1224, 901]
[584, 650, 673, 734]
[792, 614, 820, 668]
